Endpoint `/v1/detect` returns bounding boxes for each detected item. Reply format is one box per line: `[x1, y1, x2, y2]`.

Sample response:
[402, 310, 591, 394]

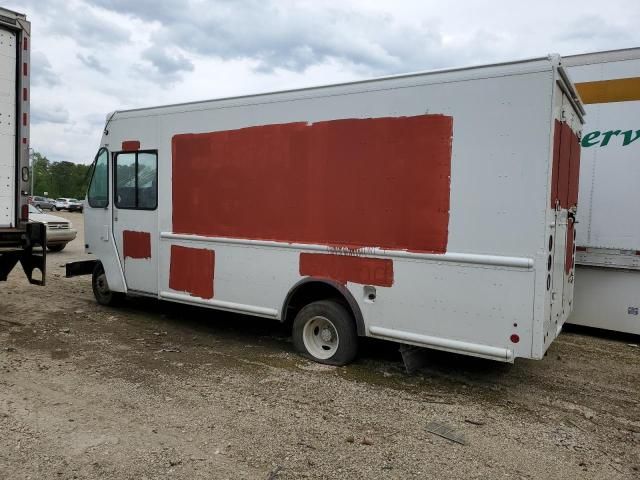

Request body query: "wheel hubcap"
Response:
[302, 316, 339, 360]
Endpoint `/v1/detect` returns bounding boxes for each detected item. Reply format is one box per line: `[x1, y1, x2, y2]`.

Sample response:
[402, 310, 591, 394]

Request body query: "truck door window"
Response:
[88, 148, 109, 208]
[115, 151, 158, 210]
[137, 152, 158, 209]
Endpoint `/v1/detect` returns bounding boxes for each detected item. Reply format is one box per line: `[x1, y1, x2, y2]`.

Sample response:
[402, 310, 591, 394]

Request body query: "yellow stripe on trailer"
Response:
[575, 77, 640, 104]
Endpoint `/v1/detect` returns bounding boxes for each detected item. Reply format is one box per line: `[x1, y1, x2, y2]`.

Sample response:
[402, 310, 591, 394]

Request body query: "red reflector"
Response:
[23, 37, 28, 50]
[510, 334, 520, 344]
[576, 246, 587, 252]
[21, 204, 28, 221]
[23, 62, 28, 76]
[23, 113, 27, 126]
[122, 140, 140, 151]
[23, 88, 28, 101]
[22, 138, 27, 144]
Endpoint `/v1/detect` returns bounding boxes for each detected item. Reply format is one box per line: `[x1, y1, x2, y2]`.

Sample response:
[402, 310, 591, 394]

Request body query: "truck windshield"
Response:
[88, 148, 109, 208]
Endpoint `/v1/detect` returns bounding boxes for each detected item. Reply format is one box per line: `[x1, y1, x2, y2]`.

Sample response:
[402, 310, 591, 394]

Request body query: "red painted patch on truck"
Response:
[122, 140, 141, 152]
[171, 115, 453, 253]
[299, 253, 393, 287]
[123, 230, 151, 259]
[567, 125, 581, 209]
[169, 245, 215, 299]
[565, 220, 576, 274]
[551, 120, 581, 209]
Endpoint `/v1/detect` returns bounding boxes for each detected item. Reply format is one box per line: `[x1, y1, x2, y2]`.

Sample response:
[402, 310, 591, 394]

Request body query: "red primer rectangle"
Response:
[23, 37, 28, 50]
[299, 253, 393, 287]
[567, 125, 581, 209]
[122, 140, 140, 152]
[550, 120, 561, 208]
[169, 245, 215, 299]
[557, 123, 571, 209]
[23, 62, 27, 76]
[123, 230, 151, 259]
[23, 87, 28, 102]
[551, 120, 581, 209]
[566, 221, 575, 274]
[172, 115, 452, 253]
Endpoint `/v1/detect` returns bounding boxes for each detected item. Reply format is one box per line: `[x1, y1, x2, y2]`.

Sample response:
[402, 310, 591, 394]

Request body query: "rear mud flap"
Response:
[399, 344, 430, 374]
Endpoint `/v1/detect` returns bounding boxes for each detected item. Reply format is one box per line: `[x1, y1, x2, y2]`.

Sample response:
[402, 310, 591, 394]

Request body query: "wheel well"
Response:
[282, 279, 364, 335]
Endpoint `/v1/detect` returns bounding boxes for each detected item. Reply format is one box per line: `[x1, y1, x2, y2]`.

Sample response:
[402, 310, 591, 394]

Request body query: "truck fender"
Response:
[281, 278, 365, 336]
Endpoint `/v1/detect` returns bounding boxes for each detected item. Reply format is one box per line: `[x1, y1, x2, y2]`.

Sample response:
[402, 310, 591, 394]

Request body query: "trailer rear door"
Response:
[0, 26, 16, 228]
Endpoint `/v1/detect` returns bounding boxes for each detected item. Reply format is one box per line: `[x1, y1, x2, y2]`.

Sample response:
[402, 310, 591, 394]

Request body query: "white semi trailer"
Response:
[564, 48, 640, 335]
[69, 55, 584, 365]
[0, 7, 45, 285]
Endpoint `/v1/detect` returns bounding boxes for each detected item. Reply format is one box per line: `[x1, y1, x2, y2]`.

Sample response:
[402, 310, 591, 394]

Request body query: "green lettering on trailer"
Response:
[581, 131, 600, 147]
[600, 130, 622, 146]
[581, 129, 640, 148]
[622, 129, 640, 146]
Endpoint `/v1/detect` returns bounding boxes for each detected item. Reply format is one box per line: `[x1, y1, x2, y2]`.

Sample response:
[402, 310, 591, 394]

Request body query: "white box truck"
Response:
[564, 49, 640, 335]
[0, 7, 46, 285]
[68, 55, 584, 365]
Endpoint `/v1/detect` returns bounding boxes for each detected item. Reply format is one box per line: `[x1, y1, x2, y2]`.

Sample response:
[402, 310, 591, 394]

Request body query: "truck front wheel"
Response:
[292, 300, 358, 366]
[92, 263, 120, 306]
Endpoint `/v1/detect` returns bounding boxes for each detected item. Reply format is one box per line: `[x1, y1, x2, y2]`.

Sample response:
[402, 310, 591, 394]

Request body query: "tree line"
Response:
[31, 152, 92, 200]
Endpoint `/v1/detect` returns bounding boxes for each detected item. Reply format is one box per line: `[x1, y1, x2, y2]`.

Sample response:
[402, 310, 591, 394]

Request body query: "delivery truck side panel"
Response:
[84, 57, 583, 362]
[565, 48, 640, 335]
[0, 8, 45, 285]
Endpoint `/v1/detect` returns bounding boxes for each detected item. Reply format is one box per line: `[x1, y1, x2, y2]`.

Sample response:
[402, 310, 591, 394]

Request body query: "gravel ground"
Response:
[1, 212, 639, 479]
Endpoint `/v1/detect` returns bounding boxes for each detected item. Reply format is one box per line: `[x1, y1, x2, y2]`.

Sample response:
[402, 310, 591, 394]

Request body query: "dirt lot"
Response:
[1, 212, 639, 479]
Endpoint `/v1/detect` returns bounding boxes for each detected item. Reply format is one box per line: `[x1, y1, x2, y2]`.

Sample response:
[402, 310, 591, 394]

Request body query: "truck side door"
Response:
[112, 149, 159, 295]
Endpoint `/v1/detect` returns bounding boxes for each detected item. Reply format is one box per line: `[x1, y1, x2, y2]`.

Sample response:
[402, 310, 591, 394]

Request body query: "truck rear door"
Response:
[549, 92, 581, 332]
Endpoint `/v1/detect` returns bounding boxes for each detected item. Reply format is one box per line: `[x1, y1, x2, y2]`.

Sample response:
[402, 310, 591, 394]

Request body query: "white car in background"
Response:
[29, 205, 77, 252]
[54, 198, 84, 212]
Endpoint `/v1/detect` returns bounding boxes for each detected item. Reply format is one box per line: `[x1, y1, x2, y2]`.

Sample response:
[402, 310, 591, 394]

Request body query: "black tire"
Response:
[47, 244, 65, 252]
[292, 300, 358, 366]
[92, 263, 121, 306]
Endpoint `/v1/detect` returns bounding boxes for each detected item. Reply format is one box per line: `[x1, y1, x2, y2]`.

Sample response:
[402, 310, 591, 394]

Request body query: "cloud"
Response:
[141, 45, 194, 78]
[77, 53, 110, 74]
[5, 0, 640, 167]
[22, 0, 130, 46]
[30, 52, 61, 87]
[31, 105, 70, 124]
[92, 0, 181, 24]
[556, 14, 634, 48]
[92, 0, 452, 74]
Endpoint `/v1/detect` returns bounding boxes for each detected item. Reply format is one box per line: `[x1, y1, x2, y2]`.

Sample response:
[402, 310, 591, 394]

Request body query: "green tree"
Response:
[31, 152, 92, 199]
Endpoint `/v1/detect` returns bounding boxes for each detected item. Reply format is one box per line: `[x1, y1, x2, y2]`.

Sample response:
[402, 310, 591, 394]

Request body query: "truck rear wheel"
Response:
[292, 300, 358, 366]
[92, 263, 120, 306]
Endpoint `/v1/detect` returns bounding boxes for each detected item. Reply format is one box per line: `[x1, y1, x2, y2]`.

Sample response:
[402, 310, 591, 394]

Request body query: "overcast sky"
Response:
[9, 0, 640, 164]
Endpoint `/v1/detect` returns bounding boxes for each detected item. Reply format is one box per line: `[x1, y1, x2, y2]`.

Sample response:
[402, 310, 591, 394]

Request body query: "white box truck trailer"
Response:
[564, 48, 640, 335]
[68, 55, 584, 365]
[0, 7, 46, 285]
